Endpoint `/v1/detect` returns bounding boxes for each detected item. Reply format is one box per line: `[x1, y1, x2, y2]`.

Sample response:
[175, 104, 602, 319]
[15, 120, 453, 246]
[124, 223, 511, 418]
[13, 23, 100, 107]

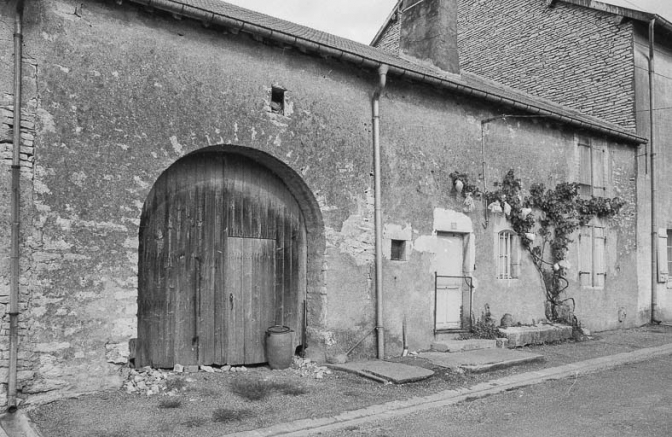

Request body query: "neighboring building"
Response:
[373, 0, 672, 324]
[0, 0, 644, 406]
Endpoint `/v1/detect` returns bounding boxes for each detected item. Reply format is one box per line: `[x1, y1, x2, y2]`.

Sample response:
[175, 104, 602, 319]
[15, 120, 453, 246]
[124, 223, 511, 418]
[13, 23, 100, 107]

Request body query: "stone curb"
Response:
[227, 342, 672, 437]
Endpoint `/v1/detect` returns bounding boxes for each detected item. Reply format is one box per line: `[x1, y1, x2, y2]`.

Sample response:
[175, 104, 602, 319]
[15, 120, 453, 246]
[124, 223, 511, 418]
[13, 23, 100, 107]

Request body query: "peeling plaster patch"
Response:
[36, 108, 56, 134]
[233, 122, 239, 142]
[56, 217, 72, 231]
[41, 31, 54, 41]
[54, 64, 69, 73]
[112, 71, 119, 78]
[44, 238, 72, 251]
[433, 208, 473, 233]
[35, 342, 71, 353]
[74, 220, 127, 232]
[133, 175, 149, 189]
[169, 136, 184, 155]
[324, 193, 375, 266]
[117, 143, 129, 151]
[154, 82, 163, 88]
[69, 171, 87, 187]
[151, 152, 158, 158]
[251, 127, 257, 141]
[274, 134, 282, 147]
[122, 237, 138, 249]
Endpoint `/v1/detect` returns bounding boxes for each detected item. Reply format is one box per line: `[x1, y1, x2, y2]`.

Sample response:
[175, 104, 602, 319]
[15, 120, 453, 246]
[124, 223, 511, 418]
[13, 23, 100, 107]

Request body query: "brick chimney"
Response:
[399, 0, 459, 74]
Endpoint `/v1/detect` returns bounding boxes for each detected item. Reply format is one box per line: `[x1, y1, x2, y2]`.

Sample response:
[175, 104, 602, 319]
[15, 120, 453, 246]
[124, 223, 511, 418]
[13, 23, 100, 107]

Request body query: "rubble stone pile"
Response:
[124, 358, 332, 396]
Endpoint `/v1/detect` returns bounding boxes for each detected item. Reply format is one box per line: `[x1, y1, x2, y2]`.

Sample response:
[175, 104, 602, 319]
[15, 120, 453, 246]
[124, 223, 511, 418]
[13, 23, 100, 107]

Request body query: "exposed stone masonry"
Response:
[374, 0, 637, 130]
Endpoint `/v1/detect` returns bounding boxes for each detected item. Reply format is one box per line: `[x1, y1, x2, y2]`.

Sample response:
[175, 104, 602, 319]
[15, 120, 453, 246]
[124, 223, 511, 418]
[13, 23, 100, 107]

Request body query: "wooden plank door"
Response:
[435, 233, 465, 330]
[138, 151, 305, 368]
[224, 237, 276, 365]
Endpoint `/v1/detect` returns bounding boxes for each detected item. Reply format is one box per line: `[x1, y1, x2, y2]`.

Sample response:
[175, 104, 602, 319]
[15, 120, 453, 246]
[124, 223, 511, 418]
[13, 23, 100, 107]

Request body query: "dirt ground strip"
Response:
[29, 325, 672, 437]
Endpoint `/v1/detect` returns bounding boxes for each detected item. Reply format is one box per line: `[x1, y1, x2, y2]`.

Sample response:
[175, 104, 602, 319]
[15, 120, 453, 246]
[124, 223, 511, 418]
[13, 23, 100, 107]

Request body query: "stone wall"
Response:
[374, 0, 637, 129]
[0, 0, 640, 406]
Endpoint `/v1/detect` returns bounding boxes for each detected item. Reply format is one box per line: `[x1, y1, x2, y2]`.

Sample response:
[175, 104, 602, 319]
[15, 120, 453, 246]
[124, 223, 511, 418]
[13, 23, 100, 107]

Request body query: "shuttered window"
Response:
[659, 229, 670, 284]
[577, 136, 606, 198]
[579, 224, 606, 288]
[498, 231, 520, 279]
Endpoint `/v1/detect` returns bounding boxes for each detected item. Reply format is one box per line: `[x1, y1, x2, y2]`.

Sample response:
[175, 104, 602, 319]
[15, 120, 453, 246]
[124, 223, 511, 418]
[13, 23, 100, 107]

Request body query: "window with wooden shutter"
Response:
[578, 138, 592, 197]
[579, 224, 606, 288]
[578, 226, 593, 287]
[658, 229, 669, 283]
[577, 136, 606, 198]
[593, 226, 606, 288]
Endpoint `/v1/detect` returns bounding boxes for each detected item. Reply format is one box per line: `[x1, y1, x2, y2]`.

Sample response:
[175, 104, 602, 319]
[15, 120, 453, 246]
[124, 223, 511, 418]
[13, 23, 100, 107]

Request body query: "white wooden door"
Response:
[435, 233, 465, 330]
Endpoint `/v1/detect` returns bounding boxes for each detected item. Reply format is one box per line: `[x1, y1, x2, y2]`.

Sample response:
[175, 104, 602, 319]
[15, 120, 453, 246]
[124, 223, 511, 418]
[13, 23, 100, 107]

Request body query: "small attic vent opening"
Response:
[271, 87, 286, 115]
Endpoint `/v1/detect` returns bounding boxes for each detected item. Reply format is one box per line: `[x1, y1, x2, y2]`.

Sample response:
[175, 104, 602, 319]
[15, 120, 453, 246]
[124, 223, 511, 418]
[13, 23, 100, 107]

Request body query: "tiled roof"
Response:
[128, 0, 645, 144]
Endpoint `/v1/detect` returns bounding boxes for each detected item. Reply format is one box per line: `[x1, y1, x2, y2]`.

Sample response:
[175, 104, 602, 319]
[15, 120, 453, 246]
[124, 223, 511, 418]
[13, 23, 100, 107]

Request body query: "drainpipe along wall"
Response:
[649, 18, 661, 324]
[372, 64, 388, 359]
[8, 0, 25, 412]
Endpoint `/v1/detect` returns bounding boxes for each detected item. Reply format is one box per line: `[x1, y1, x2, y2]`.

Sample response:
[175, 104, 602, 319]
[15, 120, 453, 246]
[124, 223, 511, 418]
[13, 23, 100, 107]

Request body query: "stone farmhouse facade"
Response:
[374, 0, 672, 324]
[0, 0, 646, 407]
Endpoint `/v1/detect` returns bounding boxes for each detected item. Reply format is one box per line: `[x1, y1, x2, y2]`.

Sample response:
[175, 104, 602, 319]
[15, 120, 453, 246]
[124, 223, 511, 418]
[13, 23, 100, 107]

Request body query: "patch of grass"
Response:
[230, 378, 273, 401]
[212, 408, 252, 423]
[197, 387, 221, 398]
[271, 381, 308, 396]
[165, 377, 187, 391]
[182, 417, 208, 428]
[158, 398, 182, 409]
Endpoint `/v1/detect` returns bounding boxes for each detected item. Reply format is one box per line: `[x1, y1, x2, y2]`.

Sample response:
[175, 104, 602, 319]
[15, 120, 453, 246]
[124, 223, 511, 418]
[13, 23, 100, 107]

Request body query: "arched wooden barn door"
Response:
[136, 151, 306, 368]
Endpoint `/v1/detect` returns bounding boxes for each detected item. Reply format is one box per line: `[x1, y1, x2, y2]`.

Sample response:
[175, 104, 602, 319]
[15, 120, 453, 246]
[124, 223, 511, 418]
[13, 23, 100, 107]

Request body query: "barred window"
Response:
[497, 231, 520, 279]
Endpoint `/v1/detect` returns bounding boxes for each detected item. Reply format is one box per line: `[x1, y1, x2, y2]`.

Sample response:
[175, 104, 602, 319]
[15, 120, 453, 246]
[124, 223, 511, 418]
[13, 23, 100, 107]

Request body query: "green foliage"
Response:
[158, 398, 182, 409]
[468, 304, 500, 339]
[271, 381, 309, 396]
[230, 378, 274, 401]
[212, 408, 252, 423]
[449, 171, 482, 198]
[165, 377, 187, 392]
[453, 169, 625, 324]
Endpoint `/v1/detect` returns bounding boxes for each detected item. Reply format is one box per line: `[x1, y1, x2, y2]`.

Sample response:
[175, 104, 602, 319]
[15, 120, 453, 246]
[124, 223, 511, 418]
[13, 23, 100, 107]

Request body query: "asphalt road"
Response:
[316, 355, 672, 437]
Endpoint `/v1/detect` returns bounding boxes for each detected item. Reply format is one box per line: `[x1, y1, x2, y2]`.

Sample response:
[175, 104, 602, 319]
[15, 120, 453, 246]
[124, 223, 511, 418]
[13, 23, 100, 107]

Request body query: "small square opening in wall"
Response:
[391, 239, 406, 261]
[271, 86, 285, 115]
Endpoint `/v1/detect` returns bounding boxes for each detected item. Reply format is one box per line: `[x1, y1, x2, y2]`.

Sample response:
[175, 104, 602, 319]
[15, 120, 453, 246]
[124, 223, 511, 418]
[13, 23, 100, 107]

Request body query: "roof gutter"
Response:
[127, 0, 646, 146]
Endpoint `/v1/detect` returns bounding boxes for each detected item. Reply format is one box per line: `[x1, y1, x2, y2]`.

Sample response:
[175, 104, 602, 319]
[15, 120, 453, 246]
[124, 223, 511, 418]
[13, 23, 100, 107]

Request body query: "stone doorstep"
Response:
[499, 324, 574, 348]
[419, 349, 544, 374]
[328, 360, 435, 384]
[430, 339, 501, 352]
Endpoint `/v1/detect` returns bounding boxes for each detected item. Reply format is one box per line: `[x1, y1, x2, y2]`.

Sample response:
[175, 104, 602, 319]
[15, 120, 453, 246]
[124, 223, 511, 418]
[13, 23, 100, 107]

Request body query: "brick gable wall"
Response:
[373, 0, 637, 130]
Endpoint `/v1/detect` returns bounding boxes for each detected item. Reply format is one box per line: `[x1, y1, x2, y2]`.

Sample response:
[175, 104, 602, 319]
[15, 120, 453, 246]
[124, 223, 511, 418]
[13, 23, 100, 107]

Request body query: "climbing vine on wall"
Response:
[454, 169, 625, 325]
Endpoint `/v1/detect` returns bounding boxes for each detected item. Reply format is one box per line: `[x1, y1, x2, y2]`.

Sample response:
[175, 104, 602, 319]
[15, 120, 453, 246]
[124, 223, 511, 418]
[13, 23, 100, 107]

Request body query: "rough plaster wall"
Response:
[374, 0, 637, 130]
[22, 0, 372, 402]
[633, 24, 672, 322]
[6, 0, 642, 405]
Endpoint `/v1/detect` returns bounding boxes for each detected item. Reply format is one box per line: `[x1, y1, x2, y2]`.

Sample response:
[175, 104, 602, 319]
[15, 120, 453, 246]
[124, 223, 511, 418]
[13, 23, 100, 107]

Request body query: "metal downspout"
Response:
[8, 0, 25, 412]
[372, 64, 388, 359]
[649, 18, 661, 324]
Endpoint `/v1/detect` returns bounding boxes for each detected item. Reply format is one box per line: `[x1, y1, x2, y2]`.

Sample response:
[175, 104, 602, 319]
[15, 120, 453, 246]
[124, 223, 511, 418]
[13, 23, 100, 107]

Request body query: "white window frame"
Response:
[497, 230, 520, 280]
